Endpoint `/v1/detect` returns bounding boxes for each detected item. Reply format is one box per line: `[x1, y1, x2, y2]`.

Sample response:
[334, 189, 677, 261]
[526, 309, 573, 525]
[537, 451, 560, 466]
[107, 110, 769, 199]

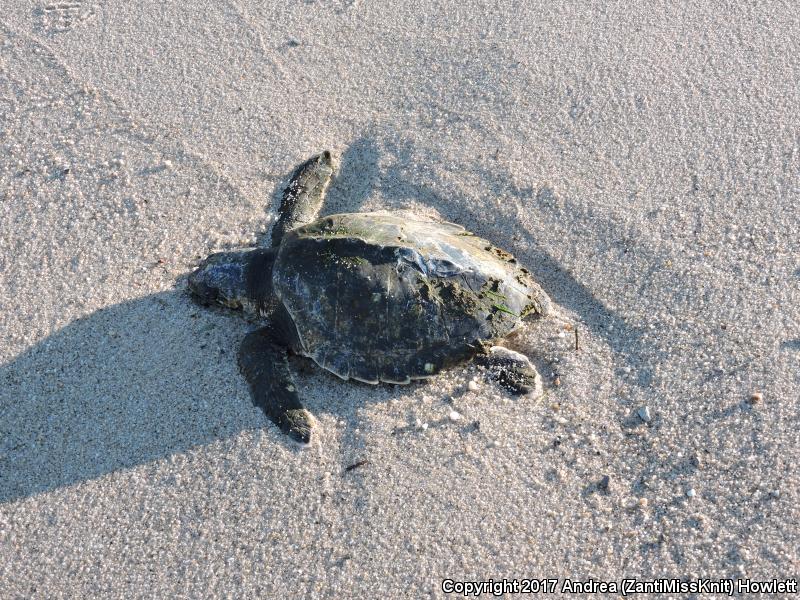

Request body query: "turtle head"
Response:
[188, 251, 251, 310]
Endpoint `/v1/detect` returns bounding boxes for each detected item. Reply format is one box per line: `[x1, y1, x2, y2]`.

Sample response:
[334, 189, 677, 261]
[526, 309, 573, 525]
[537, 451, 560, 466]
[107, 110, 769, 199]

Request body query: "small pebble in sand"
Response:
[467, 380, 479, 392]
[163, 159, 173, 169]
[637, 406, 652, 423]
[623, 497, 648, 510]
[598, 475, 611, 492]
[686, 488, 696, 498]
[449, 410, 462, 422]
[748, 391, 763, 405]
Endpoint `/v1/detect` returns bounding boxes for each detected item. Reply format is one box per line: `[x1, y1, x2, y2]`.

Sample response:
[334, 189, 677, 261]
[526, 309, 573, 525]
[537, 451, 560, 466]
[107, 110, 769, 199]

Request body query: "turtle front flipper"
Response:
[238, 324, 314, 443]
[271, 151, 336, 247]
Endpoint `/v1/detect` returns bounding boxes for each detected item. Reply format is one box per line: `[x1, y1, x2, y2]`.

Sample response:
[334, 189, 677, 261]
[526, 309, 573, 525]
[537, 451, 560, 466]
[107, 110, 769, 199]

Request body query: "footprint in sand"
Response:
[35, 1, 95, 35]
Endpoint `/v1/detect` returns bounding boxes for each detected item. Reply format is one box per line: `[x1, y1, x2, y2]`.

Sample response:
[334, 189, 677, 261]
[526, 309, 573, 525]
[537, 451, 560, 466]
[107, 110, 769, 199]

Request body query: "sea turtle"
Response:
[188, 151, 551, 443]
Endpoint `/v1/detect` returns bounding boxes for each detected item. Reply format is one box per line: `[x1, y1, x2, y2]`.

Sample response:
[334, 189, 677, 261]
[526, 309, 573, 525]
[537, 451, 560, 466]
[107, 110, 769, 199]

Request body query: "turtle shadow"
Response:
[0, 290, 267, 504]
[325, 136, 382, 214]
[2, 282, 466, 504]
[780, 339, 800, 352]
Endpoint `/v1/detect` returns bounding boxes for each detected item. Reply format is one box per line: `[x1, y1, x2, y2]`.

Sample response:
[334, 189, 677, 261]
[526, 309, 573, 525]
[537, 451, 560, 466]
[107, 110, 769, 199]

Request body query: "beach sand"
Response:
[1, 1, 798, 596]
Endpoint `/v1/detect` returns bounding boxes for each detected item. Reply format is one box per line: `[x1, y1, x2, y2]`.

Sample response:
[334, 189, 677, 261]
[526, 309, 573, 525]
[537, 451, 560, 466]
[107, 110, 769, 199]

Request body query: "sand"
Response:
[1, 1, 798, 597]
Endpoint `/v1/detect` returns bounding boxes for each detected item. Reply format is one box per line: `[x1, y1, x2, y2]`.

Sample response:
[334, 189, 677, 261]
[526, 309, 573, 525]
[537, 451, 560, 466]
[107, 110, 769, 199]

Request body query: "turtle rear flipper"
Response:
[476, 346, 543, 397]
[271, 151, 336, 247]
[239, 323, 314, 443]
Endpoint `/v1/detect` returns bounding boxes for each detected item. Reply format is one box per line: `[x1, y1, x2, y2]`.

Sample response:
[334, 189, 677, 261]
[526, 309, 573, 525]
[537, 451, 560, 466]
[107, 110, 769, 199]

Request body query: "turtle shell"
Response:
[272, 212, 550, 384]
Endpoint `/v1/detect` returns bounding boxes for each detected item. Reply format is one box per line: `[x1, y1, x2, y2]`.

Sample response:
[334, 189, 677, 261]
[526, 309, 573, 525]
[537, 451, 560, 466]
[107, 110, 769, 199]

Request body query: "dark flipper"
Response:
[238, 322, 313, 443]
[271, 151, 336, 247]
[475, 346, 542, 396]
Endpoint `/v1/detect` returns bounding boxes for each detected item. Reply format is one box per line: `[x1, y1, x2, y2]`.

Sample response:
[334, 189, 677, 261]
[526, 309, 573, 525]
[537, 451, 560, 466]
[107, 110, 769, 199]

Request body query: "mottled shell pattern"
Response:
[273, 212, 550, 384]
